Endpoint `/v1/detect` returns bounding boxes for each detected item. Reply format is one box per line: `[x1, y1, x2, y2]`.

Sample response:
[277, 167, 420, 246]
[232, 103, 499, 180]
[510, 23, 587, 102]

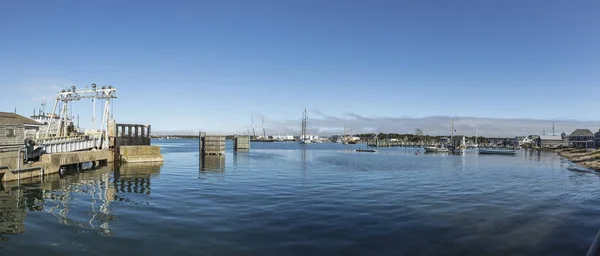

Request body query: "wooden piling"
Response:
[234, 135, 250, 151]
[199, 132, 225, 156]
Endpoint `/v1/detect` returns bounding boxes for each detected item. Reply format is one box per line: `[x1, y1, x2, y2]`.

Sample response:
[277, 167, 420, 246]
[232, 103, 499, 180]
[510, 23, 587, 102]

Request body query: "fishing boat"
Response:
[424, 144, 449, 153]
[450, 147, 465, 154]
[355, 149, 378, 153]
[478, 149, 517, 155]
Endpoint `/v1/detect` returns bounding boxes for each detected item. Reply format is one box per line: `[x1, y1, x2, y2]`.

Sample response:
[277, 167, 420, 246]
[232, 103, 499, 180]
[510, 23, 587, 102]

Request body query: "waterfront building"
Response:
[567, 129, 595, 148]
[595, 130, 600, 148]
[513, 135, 538, 146]
[536, 135, 567, 148]
[0, 112, 41, 151]
[439, 137, 450, 144]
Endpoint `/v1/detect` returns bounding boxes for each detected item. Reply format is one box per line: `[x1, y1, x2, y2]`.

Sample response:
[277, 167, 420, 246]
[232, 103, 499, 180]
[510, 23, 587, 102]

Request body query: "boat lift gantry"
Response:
[45, 84, 117, 150]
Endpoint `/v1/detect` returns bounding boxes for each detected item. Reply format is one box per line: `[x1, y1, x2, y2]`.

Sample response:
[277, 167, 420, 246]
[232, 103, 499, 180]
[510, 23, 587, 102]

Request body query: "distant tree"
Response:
[415, 129, 424, 136]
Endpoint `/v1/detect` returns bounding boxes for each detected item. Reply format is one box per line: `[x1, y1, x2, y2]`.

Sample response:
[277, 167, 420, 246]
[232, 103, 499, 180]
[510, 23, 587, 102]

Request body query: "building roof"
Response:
[539, 135, 564, 141]
[569, 129, 594, 137]
[0, 112, 41, 126]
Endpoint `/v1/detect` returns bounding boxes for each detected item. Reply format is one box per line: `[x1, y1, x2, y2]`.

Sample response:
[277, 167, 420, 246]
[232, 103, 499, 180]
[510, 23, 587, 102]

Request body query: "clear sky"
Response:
[1, 0, 599, 134]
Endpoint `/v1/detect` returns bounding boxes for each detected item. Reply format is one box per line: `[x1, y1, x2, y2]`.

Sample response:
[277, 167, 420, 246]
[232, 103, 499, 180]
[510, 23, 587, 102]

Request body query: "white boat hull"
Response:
[424, 147, 449, 153]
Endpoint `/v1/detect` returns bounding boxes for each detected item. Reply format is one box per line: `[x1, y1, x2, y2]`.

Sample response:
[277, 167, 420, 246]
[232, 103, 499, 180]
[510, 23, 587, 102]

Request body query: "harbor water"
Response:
[1, 139, 600, 255]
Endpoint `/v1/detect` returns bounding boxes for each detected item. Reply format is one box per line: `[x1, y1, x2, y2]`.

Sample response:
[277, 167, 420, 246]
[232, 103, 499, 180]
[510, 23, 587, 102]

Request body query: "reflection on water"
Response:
[200, 156, 225, 172]
[0, 188, 26, 236]
[0, 162, 162, 238]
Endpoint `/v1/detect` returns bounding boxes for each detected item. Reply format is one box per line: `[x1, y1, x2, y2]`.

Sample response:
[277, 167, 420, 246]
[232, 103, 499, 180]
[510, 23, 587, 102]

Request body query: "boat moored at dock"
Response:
[424, 145, 449, 153]
[478, 149, 517, 155]
[355, 149, 378, 153]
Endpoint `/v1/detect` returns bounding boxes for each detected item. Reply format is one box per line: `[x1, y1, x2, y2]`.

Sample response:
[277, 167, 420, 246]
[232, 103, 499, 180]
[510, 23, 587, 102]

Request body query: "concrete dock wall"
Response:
[1, 150, 113, 182]
[119, 146, 164, 163]
[0, 151, 19, 170]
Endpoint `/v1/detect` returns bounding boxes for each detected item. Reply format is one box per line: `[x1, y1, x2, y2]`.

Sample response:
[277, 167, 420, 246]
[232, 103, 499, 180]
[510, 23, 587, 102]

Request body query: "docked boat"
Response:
[355, 149, 377, 153]
[299, 139, 312, 144]
[424, 145, 449, 153]
[478, 149, 517, 155]
[450, 147, 465, 154]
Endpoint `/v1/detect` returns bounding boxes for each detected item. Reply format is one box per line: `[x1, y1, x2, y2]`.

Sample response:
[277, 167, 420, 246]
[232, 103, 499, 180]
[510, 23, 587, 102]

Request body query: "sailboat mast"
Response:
[262, 116, 267, 138]
[304, 108, 307, 139]
[300, 108, 307, 140]
[451, 118, 454, 138]
[475, 126, 478, 145]
[451, 118, 455, 147]
[350, 118, 353, 137]
[251, 116, 256, 137]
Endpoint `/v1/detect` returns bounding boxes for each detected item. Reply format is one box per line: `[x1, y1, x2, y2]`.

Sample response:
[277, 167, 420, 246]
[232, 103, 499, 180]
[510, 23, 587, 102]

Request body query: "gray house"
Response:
[536, 135, 567, 148]
[568, 129, 595, 148]
[595, 129, 600, 148]
[0, 112, 41, 151]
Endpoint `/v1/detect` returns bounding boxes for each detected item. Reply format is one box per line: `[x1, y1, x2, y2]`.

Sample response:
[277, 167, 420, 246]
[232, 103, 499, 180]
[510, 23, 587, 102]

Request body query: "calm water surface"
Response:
[1, 139, 600, 255]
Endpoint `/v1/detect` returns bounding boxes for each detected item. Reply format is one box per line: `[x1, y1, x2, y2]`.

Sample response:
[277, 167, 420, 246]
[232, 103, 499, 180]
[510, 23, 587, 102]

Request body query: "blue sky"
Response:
[1, 0, 599, 135]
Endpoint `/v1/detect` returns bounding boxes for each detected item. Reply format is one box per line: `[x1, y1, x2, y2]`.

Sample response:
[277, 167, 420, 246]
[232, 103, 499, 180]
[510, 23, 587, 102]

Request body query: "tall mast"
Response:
[350, 118, 353, 137]
[451, 118, 455, 146]
[475, 125, 478, 145]
[251, 115, 256, 137]
[301, 108, 308, 140]
[262, 116, 267, 138]
[303, 108, 307, 139]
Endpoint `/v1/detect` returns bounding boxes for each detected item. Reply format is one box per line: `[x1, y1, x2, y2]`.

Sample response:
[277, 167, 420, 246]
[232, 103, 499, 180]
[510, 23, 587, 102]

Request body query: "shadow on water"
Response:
[0, 162, 162, 240]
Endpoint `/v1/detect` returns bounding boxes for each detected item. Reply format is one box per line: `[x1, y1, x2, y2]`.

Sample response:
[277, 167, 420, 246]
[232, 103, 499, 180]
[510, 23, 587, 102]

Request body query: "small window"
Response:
[7, 129, 15, 137]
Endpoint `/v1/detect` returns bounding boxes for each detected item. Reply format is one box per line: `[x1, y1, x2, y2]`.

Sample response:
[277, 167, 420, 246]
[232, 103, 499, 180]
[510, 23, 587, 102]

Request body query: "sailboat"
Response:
[472, 126, 479, 149]
[342, 123, 349, 144]
[347, 118, 357, 144]
[298, 108, 312, 144]
[423, 144, 449, 153]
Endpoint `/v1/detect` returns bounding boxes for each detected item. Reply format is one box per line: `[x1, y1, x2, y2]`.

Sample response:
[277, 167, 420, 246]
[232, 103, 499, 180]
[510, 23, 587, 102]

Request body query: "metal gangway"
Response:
[36, 135, 103, 154]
